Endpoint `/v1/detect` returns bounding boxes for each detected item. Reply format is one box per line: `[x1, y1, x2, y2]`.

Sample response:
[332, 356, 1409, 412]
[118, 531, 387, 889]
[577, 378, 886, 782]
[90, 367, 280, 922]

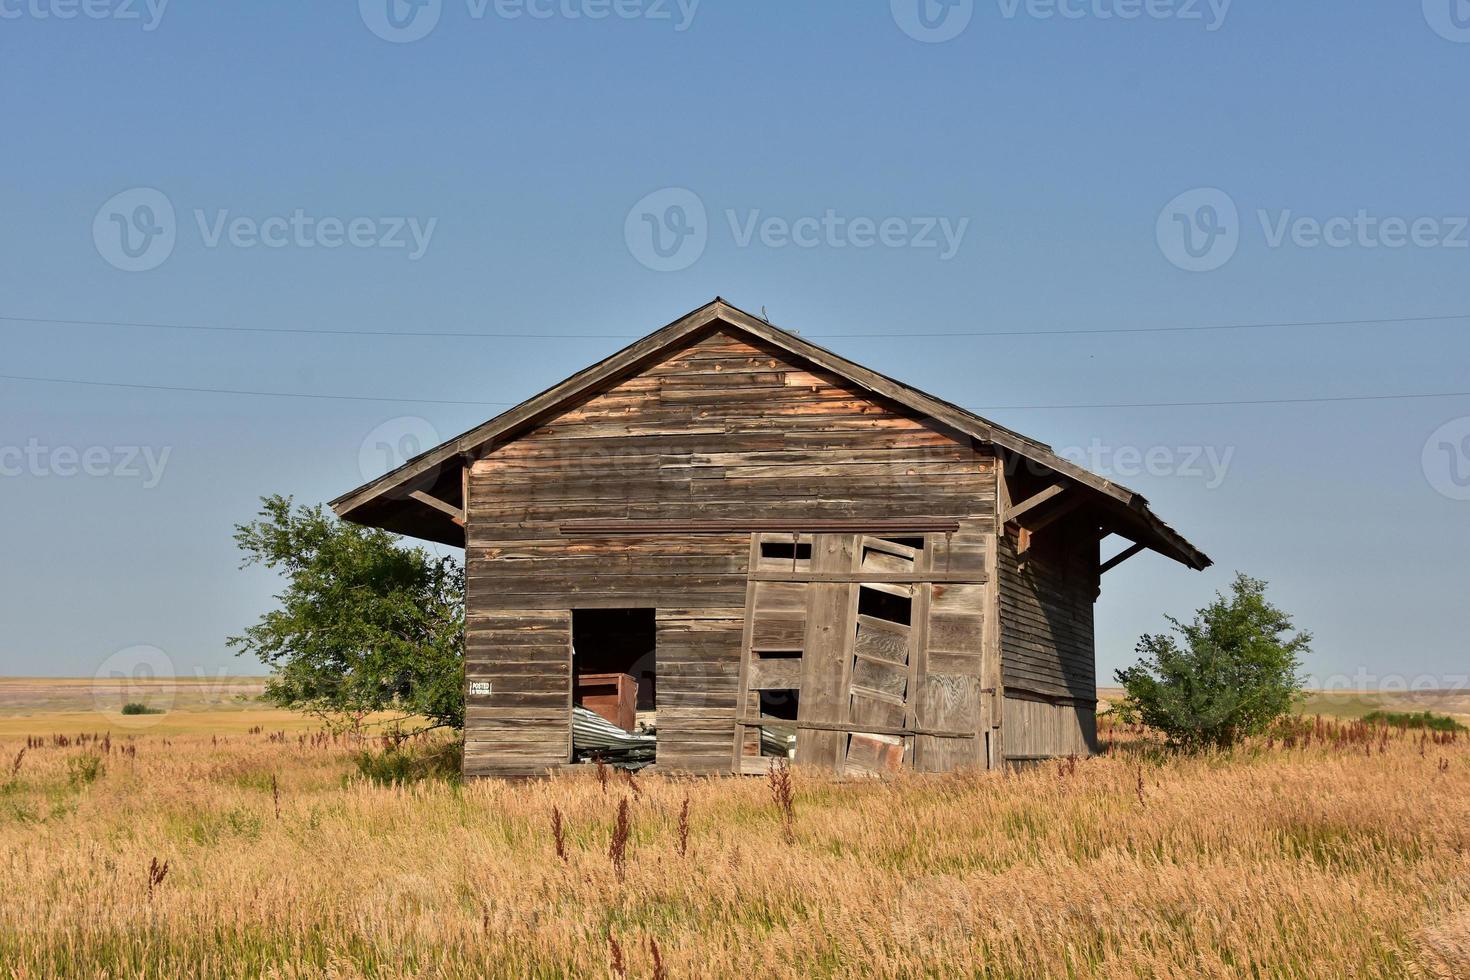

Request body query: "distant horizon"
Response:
[0, 674, 1460, 696]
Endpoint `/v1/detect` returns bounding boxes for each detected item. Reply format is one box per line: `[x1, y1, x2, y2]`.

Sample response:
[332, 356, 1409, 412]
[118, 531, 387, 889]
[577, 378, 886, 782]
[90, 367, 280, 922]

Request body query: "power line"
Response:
[833, 312, 1470, 339]
[0, 374, 512, 408]
[4, 371, 1469, 412]
[977, 390, 1470, 410]
[0, 314, 627, 341]
[2, 310, 1469, 341]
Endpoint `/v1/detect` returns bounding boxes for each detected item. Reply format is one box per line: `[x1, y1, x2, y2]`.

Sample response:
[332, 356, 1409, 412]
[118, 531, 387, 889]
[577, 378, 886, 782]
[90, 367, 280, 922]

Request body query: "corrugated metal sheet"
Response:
[571, 706, 656, 764]
[760, 724, 796, 758]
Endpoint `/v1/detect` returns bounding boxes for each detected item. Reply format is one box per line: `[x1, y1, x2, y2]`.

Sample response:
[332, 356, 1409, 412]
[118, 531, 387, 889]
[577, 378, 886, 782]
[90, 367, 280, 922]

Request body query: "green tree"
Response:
[1114, 573, 1309, 750]
[228, 495, 464, 734]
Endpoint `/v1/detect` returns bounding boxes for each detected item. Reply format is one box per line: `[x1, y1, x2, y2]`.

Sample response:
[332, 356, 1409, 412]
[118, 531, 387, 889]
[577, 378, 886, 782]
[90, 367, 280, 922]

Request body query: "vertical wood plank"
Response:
[795, 533, 858, 769]
[985, 454, 1007, 768]
[905, 538, 933, 769]
[731, 533, 762, 771]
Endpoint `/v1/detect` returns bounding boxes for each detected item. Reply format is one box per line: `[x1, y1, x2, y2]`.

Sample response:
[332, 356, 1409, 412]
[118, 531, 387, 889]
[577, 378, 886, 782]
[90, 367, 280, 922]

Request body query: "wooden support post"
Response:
[460, 460, 471, 533]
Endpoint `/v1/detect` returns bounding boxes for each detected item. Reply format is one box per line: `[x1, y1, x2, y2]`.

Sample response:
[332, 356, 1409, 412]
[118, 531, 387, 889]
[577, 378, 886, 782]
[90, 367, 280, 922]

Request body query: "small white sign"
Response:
[469, 682, 491, 696]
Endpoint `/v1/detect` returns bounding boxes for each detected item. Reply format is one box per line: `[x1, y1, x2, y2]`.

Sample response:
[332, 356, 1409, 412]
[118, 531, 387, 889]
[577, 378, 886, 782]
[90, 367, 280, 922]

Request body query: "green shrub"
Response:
[120, 702, 164, 715]
[1115, 573, 1310, 750]
[1362, 710, 1467, 733]
[353, 740, 461, 786]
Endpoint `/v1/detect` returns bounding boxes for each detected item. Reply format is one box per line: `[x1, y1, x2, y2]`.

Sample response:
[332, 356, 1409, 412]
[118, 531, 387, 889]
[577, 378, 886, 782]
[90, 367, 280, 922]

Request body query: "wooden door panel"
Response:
[735, 530, 988, 774]
[851, 655, 908, 701]
[850, 693, 906, 729]
[854, 617, 909, 663]
[794, 580, 857, 768]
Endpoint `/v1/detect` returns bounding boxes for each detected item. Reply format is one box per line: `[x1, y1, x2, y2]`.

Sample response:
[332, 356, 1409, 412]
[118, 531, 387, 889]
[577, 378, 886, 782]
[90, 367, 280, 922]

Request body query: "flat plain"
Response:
[0, 675, 306, 737]
[0, 679, 1466, 978]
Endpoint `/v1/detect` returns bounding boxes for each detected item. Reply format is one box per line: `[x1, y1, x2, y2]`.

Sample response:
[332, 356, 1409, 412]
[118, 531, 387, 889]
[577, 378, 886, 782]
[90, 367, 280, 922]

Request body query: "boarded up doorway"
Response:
[733, 531, 988, 774]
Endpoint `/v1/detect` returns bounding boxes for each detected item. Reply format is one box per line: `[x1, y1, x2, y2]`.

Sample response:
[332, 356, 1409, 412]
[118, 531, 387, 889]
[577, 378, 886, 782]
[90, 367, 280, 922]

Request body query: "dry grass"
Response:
[0, 721, 1466, 978]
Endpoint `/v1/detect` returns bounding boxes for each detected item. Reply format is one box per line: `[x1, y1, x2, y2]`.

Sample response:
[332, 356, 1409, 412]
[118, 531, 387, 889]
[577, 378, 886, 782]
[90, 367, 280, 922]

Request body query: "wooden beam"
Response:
[1002, 484, 1065, 525]
[735, 715, 975, 740]
[409, 490, 465, 526]
[749, 571, 986, 585]
[1100, 542, 1147, 575]
[561, 518, 961, 536]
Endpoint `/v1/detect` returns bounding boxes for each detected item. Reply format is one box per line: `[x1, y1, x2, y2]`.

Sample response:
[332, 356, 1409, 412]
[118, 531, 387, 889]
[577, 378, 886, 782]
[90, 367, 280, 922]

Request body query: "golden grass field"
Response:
[1, 679, 1467, 978]
[0, 675, 310, 738]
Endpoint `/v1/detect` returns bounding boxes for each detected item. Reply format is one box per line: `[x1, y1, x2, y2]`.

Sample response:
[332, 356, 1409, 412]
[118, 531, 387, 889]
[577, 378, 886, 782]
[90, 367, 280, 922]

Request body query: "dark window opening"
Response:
[858, 586, 912, 626]
[761, 541, 813, 562]
[879, 537, 925, 550]
[758, 689, 799, 759]
[758, 689, 800, 720]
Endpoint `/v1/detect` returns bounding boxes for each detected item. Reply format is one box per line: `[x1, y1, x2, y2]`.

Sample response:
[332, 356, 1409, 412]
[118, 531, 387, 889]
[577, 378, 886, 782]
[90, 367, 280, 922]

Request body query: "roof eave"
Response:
[331, 298, 734, 519]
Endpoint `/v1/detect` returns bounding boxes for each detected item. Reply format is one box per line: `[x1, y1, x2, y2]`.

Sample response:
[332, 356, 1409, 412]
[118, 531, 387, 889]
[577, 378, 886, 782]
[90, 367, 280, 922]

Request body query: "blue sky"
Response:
[1, 1, 1467, 691]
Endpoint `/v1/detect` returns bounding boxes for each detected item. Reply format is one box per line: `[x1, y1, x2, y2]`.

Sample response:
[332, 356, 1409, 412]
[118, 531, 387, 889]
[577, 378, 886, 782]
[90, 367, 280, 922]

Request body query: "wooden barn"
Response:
[332, 299, 1210, 777]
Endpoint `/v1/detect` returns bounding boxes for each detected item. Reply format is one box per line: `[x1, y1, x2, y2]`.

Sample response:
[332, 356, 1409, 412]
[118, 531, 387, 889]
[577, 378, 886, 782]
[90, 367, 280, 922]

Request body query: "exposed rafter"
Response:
[1003, 484, 1065, 525]
[409, 490, 465, 526]
[1100, 542, 1148, 575]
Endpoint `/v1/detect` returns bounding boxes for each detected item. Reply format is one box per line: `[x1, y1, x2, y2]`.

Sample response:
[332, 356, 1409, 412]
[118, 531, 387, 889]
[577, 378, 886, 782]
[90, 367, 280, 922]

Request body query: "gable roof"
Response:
[332, 298, 1210, 570]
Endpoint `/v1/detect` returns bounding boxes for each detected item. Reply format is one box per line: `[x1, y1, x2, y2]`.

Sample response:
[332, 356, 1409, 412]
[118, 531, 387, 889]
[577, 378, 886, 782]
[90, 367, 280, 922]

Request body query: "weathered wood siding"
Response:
[996, 530, 1100, 759]
[464, 609, 571, 777]
[463, 326, 997, 776]
[655, 608, 744, 772]
[1002, 694, 1098, 760]
[997, 532, 1097, 701]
